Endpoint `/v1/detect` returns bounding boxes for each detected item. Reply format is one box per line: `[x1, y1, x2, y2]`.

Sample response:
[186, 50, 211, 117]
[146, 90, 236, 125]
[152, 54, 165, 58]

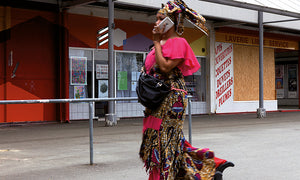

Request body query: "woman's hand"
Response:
[152, 24, 165, 42]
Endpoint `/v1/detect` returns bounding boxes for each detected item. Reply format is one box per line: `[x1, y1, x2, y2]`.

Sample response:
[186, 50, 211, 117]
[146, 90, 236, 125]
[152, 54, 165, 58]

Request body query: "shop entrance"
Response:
[275, 49, 299, 109]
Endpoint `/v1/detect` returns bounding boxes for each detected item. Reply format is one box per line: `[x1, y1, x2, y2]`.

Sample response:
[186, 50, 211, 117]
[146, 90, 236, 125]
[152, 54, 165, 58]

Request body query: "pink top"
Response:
[144, 37, 200, 76]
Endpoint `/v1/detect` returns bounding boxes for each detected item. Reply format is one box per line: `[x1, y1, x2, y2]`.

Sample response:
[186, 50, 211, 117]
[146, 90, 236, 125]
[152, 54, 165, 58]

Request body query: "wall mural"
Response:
[67, 14, 207, 53]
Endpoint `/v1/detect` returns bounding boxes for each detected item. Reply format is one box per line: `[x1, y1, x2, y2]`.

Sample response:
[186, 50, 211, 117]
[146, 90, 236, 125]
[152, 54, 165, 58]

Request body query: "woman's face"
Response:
[155, 13, 166, 26]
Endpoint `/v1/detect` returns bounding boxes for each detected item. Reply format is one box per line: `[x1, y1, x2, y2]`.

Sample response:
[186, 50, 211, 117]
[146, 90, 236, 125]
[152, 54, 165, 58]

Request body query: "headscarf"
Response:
[158, 0, 208, 36]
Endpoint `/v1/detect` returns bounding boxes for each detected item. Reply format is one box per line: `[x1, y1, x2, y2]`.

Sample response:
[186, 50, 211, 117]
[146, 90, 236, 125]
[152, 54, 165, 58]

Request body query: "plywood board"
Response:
[233, 44, 275, 101]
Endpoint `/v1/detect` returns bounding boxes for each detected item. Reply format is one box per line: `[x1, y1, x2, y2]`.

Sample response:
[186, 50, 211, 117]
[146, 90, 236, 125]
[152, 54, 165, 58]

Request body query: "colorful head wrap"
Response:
[158, 0, 208, 36]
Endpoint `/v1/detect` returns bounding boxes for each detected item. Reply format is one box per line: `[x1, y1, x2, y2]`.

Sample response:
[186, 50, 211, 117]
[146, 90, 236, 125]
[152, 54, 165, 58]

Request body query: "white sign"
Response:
[215, 42, 234, 113]
[96, 64, 108, 79]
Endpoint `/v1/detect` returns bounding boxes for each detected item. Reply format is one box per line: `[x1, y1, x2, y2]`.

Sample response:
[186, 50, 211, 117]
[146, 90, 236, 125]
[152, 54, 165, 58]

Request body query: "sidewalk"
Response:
[1, 111, 300, 180]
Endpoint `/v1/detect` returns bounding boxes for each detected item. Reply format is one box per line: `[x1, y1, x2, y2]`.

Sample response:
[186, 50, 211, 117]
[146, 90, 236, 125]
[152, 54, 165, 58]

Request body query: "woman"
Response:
[139, 1, 215, 179]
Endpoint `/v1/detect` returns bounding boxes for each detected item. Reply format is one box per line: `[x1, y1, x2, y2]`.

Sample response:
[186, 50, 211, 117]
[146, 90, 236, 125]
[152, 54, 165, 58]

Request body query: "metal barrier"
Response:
[0, 96, 193, 165]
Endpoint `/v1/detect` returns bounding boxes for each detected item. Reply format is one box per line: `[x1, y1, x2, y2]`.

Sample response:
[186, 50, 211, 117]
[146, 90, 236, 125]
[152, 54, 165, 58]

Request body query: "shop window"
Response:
[94, 49, 109, 117]
[287, 64, 298, 98]
[69, 48, 207, 115]
[69, 48, 110, 100]
[94, 50, 109, 98]
[116, 51, 144, 102]
[115, 53, 206, 102]
[276, 64, 299, 99]
[69, 49, 93, 99]
[69, 48, 110, 117]
[184, 57, 206, 102]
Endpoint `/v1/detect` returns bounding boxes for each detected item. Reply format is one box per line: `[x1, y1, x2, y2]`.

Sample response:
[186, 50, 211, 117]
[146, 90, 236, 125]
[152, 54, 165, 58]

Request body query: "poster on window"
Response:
[276, 78, 284, 99]
[96, 64, 108, 79]
[275, 65, 284, 89]
[74, 86, 86, 99]
[98, 80, 108, 98]
[288, 64, 297, 98]
[118, 71, 128, 90]
[275, 65, 284, 98]
[70, 56, 87, 85]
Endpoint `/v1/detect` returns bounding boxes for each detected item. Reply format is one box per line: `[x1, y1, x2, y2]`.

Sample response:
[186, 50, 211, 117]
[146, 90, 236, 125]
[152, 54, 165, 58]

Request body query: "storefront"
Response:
[67, 11, 209, 119]
[1, 0, 300, 123]
[212, 28, 299, 113]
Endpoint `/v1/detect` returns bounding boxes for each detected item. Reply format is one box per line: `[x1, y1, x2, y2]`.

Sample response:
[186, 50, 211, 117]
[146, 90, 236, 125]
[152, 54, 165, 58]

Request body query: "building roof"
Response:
[2, 0, 300, 33]
[234, 0, 300, 14]
[115, 0, 300, 33]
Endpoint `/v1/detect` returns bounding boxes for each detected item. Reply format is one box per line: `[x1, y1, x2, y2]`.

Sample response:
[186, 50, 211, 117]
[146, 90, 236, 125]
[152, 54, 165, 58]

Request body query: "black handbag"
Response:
[136, 69, 171, 110]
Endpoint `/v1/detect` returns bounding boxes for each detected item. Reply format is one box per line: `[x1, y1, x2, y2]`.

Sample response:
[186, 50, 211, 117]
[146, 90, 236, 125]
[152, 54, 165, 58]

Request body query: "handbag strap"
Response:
[170, 76, 188, 94]
[171, 87, 188, 94]
[142, 64, 188, 94]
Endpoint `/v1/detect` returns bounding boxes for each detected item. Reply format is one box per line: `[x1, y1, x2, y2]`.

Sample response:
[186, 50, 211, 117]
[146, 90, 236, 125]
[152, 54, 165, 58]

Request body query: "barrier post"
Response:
[89, 102, 94, 165]
[188, 96, 192, 145]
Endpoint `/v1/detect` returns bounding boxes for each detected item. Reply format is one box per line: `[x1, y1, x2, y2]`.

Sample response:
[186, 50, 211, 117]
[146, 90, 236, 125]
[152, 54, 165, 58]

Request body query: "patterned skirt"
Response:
[139, 71, 215, 180]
